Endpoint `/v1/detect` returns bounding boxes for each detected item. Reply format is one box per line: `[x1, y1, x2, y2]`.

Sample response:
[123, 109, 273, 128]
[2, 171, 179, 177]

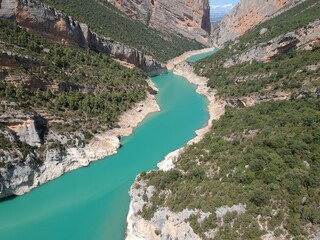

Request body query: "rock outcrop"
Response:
[212, 0, 305, 47]
[0, 0, 16, 19]
[126, 178, 209, 240]
[223, 19, 320, 67]
[126, 180, 246, 240]
[0, 81, 160, 199]
[109, 0, 211, 46]
[0, 112, 47, 147]
[0, 0, 167, 76]
[0, 51, 39, 69]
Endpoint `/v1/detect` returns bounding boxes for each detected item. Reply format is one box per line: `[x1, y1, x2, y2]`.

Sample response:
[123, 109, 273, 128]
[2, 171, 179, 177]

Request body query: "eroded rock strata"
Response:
[223, 19, 320, 67]
[109, 0, 211, 46]
[212, 0, 305, 47]
[0, 0, 167, 76]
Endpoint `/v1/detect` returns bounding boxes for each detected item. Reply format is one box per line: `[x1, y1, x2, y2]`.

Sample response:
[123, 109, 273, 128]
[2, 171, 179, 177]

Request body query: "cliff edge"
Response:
[109, 0, 211, 46]
[0, 0, 167, 76]
[212, 0, 305, 47]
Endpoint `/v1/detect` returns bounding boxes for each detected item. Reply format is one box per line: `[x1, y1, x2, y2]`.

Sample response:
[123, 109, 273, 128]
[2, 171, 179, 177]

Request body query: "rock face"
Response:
[0, 0, 167, 76]
[126, 179, 246, 240]
[223, 19, 320, 67]
[126, 178, 208, 240]
[109, 0, 211, 46]
[0, 0, 16, 19]
[0, 113, 47, 147]
[212, 0, 305, 47]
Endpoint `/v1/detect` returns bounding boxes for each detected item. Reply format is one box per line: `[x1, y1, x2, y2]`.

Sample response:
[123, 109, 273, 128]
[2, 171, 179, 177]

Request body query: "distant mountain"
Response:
[210, 12, 227, 27]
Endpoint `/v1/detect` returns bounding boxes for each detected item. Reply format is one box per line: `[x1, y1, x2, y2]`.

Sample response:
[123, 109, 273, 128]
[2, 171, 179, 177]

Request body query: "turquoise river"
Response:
[0, 52, 213, 240]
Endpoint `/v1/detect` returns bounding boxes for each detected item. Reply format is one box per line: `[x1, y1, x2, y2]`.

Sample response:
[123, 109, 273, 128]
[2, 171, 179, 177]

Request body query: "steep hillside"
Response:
[0, 17, 157, 199]
[108, 0, 211, 46]
[127, 0, 320, 239]
[0, 0, 166, 76]
[212, 0, 306, 47]
[0, 0, 209, 200]
[199, 0, 320, 100]
[38, 0, 205, 62]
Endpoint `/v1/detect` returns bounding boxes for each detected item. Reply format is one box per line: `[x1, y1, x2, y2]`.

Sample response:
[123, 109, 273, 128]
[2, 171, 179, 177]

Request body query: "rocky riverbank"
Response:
[126, 49, 226, 240]
[166, 48, 215, 70]
[157, 61, 226, 171]
[0, 79, 160, 199]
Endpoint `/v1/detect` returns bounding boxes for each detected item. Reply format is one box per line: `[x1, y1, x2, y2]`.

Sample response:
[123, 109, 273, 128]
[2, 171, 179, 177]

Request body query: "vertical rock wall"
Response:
[109, 0, 211, 46]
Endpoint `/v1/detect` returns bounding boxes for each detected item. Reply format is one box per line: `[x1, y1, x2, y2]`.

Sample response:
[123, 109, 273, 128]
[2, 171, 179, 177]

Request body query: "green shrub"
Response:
[139, 98, 320, 238]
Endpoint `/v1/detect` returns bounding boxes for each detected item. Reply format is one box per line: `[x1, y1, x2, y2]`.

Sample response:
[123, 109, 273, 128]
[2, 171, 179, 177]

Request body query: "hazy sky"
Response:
[210, 0, 240, 15]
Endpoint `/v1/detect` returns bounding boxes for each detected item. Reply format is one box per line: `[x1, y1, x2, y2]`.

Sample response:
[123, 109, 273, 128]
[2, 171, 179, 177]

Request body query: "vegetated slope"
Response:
[197, 0, 320, 99]
[39, 0, 204, 62]
[0, 18, 148, 128]
[212, 0, 307, 47]
[141, 99, 320, 239]
[0, 0, 166, 76]
[0, 18, 147, 177]
[134, 0, 320, 239]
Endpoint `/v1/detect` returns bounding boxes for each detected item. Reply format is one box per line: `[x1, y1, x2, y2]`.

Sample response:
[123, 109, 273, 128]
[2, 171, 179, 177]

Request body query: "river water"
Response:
[0, 52, 214, 240]
[186, 49, 218, 63]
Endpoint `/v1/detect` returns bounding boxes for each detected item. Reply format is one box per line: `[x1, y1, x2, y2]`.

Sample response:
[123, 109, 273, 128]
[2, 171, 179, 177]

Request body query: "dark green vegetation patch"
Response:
[195, 0, 320, 98]
[196, 49, 320, 98]
[0, 19, 148, 128]
[0, 18, 149, 167]
[141, 98, 320, 239]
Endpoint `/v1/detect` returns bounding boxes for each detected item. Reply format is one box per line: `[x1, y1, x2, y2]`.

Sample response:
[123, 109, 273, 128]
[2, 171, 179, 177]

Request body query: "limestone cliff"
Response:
[1, 113, 47, 147]
[126, 178, 208, 240]
[109, 0, 211, 46]
[212, 0, 305, 47]
[0, 0, 167, 76]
